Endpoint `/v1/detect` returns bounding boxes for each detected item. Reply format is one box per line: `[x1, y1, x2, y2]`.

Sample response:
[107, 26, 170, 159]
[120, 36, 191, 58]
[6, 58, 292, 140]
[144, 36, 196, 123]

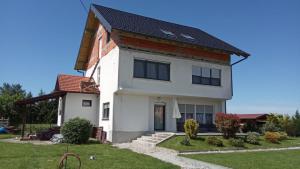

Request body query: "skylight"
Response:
[160, 29, 175, 36]
[180, 33, 194, 40]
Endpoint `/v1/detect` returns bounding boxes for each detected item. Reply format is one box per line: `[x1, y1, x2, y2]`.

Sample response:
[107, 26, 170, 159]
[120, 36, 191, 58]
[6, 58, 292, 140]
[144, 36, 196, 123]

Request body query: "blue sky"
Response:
[0, 0, 299, 114]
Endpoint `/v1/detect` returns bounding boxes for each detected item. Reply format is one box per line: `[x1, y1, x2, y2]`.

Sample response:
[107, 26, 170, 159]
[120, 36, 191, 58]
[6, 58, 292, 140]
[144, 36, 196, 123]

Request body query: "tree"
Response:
[215, 112, 240, 139]
[0, 83, 27, 125]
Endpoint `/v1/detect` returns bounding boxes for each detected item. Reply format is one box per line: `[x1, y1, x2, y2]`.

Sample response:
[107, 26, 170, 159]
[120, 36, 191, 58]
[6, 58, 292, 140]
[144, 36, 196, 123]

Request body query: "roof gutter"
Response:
[230, 56, 249, 97]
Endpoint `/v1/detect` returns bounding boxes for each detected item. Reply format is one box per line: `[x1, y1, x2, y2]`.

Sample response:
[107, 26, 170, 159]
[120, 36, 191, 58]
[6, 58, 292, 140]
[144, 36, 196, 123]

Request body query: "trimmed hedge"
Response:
[61, 118, 92, 144]
[229, 138, 245, 147]
[246, 132, 260, 145]
[264, 132, 281, 143]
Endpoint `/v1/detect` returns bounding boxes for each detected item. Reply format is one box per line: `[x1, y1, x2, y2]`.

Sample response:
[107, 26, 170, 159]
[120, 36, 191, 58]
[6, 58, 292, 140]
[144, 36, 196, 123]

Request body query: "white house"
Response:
[54, 4, 249, 143]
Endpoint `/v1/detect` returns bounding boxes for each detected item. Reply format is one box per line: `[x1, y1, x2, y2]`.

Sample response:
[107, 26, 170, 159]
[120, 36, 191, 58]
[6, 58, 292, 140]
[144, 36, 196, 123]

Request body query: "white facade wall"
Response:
[113, 93, 224, 142]
[118, 48, 232, 100]
[96, 47, 120, 142]
[63, 93, 99, 126]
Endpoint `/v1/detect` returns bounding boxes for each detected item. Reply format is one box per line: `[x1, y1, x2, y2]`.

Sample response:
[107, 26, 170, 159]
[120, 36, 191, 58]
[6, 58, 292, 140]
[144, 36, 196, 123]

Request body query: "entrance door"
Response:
[154, 105, 165, 131]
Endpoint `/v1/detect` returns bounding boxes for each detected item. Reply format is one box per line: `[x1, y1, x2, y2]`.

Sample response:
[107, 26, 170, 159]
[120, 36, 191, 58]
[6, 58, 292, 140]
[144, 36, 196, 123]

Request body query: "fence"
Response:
[0, 117, 9, 127]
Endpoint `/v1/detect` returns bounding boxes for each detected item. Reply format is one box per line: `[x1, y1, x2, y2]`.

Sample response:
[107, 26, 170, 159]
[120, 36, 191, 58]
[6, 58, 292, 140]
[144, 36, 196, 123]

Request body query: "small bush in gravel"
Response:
[246, 132, 260, 145]
[184, 119, 199, 139]
[264, 131, 281, 143]
[61, 117, 92, 144]
[206, 136, 223, 147]
[229, 138, 245, 147]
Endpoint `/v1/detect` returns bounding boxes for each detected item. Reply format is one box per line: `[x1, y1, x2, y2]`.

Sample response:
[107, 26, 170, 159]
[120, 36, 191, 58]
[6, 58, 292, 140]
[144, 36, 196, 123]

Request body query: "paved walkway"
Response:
[180, 146, 300, 155]
[115, 143, 229, 169]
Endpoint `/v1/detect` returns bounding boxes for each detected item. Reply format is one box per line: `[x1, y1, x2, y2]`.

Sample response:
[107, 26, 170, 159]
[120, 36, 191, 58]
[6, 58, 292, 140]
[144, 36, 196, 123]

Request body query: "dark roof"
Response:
[91, 4, 250, 57]
[236, 114, 268, 119]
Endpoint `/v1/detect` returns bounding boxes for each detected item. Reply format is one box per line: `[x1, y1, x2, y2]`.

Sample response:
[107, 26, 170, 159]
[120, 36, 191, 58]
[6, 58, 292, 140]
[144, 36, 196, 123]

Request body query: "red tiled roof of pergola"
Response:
[55, 74, 99, 94]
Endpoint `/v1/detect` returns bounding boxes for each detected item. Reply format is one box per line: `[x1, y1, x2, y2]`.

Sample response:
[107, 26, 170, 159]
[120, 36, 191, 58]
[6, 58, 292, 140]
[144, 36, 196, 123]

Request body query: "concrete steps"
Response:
[132, 132, 174, 148]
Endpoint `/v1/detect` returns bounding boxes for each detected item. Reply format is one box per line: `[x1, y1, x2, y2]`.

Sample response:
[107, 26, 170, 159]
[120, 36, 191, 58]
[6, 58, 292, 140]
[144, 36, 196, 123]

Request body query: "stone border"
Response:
[179, 146, 300, 155]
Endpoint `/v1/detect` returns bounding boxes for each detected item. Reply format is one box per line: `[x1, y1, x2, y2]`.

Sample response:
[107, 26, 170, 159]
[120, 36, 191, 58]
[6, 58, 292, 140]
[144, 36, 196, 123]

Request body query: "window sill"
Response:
[102, 118, 110, 121]
[192, 83, 222, 88]
[133, 77, 172, 83]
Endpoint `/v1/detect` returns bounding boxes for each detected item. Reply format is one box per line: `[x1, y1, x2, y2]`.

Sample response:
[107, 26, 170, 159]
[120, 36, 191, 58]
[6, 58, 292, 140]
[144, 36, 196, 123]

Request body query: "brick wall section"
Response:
[86, 24, 117, 69]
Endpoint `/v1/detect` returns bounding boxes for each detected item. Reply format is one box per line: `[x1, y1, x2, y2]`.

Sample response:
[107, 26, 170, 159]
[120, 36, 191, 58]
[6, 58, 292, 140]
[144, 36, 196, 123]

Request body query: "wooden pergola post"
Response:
[21, 105, 27, 139]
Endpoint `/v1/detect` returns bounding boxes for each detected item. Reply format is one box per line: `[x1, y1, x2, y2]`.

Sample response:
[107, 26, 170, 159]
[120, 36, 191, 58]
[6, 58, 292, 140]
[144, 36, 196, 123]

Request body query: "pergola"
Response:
[15, 91, 66, 138]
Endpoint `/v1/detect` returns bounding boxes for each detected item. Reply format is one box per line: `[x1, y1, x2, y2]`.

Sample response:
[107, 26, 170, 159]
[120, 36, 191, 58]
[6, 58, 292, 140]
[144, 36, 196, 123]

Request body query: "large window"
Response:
[102, 102, 110, 120]
[177, 104, 214, 125]
[192, 66, 221, 86]
[133, 59, 170, 81]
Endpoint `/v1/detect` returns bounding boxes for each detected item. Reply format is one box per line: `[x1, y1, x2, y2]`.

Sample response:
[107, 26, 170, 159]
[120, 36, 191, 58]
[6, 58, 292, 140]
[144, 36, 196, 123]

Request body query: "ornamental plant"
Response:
[206, 136, 223, 147]
[246, 132, 260, 145]
[264, 131, 281, 143]
[215, 112, 240, 139]
[61, 117, 92, 144]
[184, 119, 199, 139]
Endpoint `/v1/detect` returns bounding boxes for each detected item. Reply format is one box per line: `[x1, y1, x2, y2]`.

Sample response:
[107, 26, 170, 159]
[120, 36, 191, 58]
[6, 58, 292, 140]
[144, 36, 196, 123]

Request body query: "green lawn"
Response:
[182, 150, 300, 169]
[0, 142, 178, 169]
[0, 133, 17, 139]
[159, 136, 300, 152]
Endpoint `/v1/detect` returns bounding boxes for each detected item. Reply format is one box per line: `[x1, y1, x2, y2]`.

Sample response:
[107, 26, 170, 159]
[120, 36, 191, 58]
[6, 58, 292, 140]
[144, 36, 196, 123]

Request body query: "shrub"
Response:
[229, 138, 245, 147]
[61, 118, 92, 144]
[180, 136, 191, 146]
[246, 132, 260, 145]
[263, 121, 280, 132]
[279, 132, 288, 141]
[264, 132, 281, 143]
[242, 121, 258, 133]
[184, 119, 199, 139]
[206, 136, 223, 147]
[215, 112, 240, 139]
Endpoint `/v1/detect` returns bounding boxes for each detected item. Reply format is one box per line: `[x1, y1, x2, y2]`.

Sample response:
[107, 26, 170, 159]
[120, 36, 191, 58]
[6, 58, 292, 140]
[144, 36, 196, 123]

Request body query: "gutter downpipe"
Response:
[228, 56, 248, 113]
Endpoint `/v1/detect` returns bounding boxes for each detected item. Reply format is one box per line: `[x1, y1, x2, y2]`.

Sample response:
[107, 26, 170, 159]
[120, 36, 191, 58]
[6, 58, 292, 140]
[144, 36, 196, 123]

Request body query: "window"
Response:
[204, 105, 213, 125]
[82, 100, 92, 107]
[186, 104, 194, 120]
[97, 66, 101, 85]
[196, 105, 204, 124]
[192, 66, 221, 86]
[133, 59, 170, 81]
[177, 104, 214, 125]
[160, 29, 175, 36]
[98, 37, 102, 58]
[102, 102, 110, 120]
[180, 33, 194, 40]
[106, 31, 111, 44]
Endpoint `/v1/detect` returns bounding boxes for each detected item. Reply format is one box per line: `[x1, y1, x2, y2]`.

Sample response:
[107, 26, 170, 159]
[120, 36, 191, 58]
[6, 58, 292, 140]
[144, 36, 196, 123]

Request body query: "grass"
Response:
[159, 136, 300, 152]
[0, 142, 178, 169]
[0, 133, 17, 139]
[182, 150, 300, 169]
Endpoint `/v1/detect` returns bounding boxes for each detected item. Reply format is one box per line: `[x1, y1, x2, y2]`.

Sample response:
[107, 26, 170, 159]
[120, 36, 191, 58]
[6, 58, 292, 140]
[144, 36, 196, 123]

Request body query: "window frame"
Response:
[82, 100, 92, 107]
[102, 102, 110, 120]
[192, 66, 221, 86]
[133, 59, 170, 81]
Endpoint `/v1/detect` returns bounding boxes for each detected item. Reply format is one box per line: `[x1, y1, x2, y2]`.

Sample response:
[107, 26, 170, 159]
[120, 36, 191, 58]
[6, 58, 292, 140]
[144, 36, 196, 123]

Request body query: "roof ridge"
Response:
[57, 74, 87, 78]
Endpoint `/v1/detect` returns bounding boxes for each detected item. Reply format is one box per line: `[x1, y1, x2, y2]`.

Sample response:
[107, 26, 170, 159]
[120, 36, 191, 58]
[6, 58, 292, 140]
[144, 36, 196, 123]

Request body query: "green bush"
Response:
[229, 138, 245, 147]
[184, 119, 199, 139]
[246, 132, 260, 145]
[264, 131, 281, 143]
[61, 118, 92, 144]
[279, 132, 288, 141]
[206, 136, 223, 147]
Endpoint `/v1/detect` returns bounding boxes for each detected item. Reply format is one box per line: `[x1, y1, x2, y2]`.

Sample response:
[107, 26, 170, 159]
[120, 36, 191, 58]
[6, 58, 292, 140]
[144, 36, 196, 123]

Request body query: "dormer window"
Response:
[181, 33, 194, 40]
[160, 29, 175, 36]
